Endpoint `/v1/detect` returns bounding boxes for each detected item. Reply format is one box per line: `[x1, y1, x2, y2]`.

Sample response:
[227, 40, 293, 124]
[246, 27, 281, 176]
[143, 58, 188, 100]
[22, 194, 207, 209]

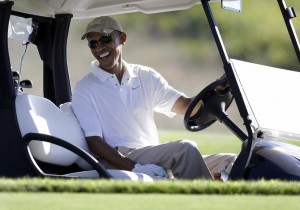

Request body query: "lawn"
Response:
[158, 129, 241, 154]
[0, 193, 299, 210]
[158, 129, 300, 154]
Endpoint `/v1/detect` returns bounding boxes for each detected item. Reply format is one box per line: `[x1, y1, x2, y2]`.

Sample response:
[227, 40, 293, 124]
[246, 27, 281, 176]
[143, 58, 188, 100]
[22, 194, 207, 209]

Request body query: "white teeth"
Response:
[100, 52, 110, 58]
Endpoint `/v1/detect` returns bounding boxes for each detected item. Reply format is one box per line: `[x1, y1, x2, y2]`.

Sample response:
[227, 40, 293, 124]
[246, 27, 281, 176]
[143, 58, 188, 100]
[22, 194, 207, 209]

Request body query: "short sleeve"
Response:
[72, 83, 103, 138]
[150, 70, 183, 117]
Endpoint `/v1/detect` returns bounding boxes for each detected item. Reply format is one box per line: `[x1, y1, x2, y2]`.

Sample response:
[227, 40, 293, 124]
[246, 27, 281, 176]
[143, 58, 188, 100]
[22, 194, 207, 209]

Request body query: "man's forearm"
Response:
[86, 136, 136, 171]
[172, 96, 202, 116]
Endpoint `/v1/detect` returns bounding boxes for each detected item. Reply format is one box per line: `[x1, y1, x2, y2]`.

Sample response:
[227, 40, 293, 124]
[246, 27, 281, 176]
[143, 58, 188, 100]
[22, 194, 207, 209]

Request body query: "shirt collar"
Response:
[90, 60, 138, 82]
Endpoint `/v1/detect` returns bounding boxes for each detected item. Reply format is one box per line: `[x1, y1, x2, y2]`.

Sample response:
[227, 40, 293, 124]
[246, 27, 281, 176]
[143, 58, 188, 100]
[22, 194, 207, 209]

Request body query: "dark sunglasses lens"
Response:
[100, 36, 112, 44]
[88, 41, 98, 49]
[88, 36, 113, 49]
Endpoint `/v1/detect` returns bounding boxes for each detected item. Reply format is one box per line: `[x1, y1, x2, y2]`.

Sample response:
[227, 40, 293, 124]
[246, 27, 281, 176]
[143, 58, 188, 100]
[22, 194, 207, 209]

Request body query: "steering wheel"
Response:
[184, 78, 233, 132]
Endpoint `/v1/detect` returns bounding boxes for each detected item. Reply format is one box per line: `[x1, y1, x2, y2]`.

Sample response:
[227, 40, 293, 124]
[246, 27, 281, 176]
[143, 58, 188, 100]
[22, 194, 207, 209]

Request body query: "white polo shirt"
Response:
[72, 60, 183, 148]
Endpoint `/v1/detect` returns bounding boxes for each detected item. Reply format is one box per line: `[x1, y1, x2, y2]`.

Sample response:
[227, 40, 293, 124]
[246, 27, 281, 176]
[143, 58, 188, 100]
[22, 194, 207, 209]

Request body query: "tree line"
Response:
[118, 1, 300, 71]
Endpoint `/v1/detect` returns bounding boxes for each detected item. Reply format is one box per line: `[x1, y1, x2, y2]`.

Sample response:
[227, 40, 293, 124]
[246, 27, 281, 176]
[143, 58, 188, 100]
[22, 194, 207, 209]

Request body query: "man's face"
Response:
[86, 31, 126, 72]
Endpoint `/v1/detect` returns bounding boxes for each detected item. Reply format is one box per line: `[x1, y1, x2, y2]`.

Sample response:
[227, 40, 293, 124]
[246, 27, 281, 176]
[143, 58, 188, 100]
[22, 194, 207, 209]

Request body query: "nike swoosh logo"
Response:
[132, 86, 140, 90]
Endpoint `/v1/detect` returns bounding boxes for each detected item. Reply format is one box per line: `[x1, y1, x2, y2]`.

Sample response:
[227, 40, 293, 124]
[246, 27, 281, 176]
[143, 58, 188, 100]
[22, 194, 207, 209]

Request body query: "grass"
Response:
[0, 178, 299, 194]
[158, 130, 241, 154]
[0, 193, 299, 210]
[0, 178, 299, 210]
[158, 129, 300, 154]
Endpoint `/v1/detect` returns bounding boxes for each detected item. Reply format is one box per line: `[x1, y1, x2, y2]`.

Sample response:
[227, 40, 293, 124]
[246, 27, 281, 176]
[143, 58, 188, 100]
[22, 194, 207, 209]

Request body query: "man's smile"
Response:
[99, 51, 111, 59]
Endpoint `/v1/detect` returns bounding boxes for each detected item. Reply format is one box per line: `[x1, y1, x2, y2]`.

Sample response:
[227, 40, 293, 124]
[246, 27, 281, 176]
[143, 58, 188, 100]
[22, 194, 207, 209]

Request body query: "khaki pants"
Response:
[115, 139, 213, 180]
[203, 153, 238, 177]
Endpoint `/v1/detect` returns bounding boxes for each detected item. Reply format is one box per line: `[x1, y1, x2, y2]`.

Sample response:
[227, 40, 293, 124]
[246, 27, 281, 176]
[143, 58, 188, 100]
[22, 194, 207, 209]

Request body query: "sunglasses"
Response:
[88, 32, 120, 49]
[88, 35, 112, 49]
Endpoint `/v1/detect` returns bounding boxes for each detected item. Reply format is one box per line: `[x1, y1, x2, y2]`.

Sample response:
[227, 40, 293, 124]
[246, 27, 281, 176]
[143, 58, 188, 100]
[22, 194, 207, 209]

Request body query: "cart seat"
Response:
[15, 93, 153, 181]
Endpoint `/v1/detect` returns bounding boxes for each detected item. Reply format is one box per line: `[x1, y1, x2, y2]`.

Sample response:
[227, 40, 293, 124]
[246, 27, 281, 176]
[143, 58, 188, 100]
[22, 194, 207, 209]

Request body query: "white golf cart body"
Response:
[0, 0, 299, 180]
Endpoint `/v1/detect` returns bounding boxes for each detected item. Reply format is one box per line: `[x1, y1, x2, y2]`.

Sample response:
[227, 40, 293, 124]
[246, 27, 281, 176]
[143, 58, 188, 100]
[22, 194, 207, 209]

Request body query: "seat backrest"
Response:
[15, 93, 91, 168]
[59, 102, 92, 170]
[15, 93, 155, 181]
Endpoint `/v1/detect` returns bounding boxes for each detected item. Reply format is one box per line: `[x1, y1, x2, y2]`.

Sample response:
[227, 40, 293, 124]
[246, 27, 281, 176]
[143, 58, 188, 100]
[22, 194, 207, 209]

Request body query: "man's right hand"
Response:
[132, 163, 169, 178]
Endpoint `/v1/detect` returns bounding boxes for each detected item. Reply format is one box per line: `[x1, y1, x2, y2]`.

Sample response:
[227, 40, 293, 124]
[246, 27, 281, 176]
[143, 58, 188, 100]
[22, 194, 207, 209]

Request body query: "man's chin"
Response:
[98, 63, 115, 72]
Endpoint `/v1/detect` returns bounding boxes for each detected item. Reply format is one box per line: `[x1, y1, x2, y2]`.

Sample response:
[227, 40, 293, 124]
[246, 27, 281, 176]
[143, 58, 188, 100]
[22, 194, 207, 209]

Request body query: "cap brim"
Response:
[81, 28, 114, 40]
[81, 33, 87, 40]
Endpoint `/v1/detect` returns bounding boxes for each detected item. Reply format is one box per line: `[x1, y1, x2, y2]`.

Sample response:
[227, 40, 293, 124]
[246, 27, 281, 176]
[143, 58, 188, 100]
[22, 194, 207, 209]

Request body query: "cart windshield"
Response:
[231, 59, 300, 141]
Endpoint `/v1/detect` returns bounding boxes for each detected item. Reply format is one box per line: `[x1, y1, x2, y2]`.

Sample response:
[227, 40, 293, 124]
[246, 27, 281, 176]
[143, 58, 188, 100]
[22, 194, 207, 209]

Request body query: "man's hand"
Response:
[216, 73, 230, 91]
[132, 163, 169, 178]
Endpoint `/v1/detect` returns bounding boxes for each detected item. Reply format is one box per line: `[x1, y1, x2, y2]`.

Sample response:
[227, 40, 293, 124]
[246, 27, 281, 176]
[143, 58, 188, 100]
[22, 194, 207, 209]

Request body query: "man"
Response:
[72, 16, 214, 179]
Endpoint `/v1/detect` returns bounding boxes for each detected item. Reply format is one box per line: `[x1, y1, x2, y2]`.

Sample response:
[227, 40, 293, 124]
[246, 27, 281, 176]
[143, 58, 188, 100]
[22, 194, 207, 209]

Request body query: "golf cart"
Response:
[0, 0, 299, 181]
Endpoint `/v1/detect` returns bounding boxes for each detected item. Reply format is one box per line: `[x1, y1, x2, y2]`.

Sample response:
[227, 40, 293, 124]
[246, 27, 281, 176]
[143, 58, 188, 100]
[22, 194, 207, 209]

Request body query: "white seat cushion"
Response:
[66, 169, 153, 182]
[16, 93, 86, 166]
[59, 102, 93, 170]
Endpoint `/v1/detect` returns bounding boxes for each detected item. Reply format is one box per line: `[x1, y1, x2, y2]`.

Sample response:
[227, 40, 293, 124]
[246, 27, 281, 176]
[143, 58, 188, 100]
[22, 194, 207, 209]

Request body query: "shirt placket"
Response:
[109, 74, 129, 106]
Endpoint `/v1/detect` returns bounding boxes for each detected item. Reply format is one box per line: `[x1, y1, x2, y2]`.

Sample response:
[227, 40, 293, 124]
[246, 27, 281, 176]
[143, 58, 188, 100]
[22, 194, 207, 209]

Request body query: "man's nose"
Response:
[95, 42, 105, 50]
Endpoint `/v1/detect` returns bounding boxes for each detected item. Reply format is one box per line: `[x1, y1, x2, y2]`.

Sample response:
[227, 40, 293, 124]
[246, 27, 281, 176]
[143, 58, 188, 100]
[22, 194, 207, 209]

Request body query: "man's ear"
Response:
[120, 32, 127, 45]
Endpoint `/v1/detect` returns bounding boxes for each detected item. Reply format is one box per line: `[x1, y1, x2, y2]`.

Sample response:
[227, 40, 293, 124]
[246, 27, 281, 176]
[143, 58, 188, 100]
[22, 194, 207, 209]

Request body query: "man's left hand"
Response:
[216, 73, 230, 91]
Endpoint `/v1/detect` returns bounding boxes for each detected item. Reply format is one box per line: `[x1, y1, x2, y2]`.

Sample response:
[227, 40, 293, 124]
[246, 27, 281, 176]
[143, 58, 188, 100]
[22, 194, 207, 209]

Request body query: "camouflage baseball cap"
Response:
[81, 16, 123, 40]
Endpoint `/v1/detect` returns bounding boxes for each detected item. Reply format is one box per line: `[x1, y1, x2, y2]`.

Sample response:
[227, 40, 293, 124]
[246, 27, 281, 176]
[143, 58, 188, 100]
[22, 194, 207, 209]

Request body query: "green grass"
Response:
[0, 178, 299, 195]
[0, 193, 299, 210]
[158, 130, 241, 154]
[159, 129, 300, 155]
[0, 178, 299, 210]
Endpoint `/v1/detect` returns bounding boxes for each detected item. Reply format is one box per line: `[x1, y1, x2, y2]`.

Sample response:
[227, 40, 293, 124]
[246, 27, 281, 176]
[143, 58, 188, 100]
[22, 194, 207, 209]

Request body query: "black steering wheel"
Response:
[184, 78, 233, 132]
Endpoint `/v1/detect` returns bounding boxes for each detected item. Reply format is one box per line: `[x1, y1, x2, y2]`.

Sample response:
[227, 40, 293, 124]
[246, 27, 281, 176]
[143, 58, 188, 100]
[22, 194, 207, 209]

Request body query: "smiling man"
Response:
[72, 16, 213, 179]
